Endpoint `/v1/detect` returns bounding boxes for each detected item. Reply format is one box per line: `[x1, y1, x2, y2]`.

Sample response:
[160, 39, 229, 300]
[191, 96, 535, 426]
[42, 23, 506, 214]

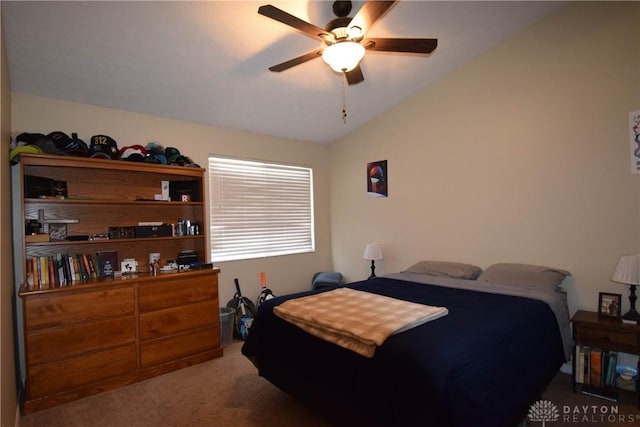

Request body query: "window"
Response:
[208, 156, 315, 262]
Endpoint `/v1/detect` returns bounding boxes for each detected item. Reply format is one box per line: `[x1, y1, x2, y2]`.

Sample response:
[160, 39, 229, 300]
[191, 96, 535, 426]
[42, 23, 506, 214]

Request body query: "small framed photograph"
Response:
[367, 160, 388, 198]
[48, 223, 67, 241]
[598, 292, 622, 318]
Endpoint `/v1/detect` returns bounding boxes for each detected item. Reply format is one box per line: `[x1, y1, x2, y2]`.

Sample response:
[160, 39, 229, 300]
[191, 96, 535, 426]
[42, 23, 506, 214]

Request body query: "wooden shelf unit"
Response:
[11, 154, 222, 413]
[571, 310, 640, 407]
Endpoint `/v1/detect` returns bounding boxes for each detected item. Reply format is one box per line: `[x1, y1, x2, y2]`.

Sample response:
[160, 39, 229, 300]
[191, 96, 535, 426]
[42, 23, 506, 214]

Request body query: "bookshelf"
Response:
[11, 154, 222, 413]
[571, 310, 640, 407]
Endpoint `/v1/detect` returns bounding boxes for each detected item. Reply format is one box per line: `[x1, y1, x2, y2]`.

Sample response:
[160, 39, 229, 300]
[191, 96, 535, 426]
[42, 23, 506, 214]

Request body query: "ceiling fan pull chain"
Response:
[342, 72, 348, 124]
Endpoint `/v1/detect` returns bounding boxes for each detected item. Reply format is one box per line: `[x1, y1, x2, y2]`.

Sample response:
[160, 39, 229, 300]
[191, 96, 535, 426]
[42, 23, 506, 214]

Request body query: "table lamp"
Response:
[363, 243, 383, 279]
[611, 254, 640, 323]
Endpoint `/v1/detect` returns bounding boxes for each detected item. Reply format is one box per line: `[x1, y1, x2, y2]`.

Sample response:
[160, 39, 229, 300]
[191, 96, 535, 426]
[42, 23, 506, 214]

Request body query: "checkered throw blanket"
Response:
[274, 288, 448, 358]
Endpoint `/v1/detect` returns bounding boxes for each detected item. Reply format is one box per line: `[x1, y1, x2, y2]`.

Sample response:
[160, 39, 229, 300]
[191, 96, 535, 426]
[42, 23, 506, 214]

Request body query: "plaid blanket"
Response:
[274, 287, 448, 357]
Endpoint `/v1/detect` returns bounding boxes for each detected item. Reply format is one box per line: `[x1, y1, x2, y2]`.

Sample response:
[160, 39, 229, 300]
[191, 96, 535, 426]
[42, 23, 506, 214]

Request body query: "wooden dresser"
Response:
[20, 268, 221, 413]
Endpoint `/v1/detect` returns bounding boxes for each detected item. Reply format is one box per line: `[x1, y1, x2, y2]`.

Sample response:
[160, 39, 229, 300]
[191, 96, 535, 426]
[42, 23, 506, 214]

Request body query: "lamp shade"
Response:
[363, 243, 383, 261]
[611, 254, 640, 285]
[322, 41, 365, 73]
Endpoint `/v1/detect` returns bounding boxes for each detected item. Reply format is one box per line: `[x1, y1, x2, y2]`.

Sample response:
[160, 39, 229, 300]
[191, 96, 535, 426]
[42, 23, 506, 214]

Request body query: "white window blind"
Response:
[208, 156, 315, 262]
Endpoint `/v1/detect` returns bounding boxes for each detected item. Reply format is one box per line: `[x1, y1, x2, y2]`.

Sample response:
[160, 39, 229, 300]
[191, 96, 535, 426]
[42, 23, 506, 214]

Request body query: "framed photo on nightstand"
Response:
[598, 292, 622, 318]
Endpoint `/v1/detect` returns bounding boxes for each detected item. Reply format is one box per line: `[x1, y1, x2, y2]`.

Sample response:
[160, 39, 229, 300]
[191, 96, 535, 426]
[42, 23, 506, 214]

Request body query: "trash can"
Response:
[219, 307, 236, 346]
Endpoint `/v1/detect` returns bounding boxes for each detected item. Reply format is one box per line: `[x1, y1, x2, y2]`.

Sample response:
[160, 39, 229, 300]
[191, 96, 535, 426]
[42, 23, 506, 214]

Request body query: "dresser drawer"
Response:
[138, 272, 218, 312]
[28, 344, 137, 398]
[27, 317, 136, 365]
[575, 325, 638, 348]
[139, 299, 218, 340]
[24, 287, 135, 331]
[140, 327, 219, 367]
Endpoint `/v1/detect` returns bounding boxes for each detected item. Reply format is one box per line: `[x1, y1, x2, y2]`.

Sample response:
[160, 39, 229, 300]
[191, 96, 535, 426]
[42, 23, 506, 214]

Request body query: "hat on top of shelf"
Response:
[13, 131, 88, 158]
[89, 135, 119, 159]
[144, 142, 167, 164]
[24, 131, 68, 156]
[9, 144, 44, 164]
[164, 147, 181, 163]
[47, 132, 88, 157]
[15, 132, 46, 145]
[170, 155, 200, 168]
[117, 145, 147, 162]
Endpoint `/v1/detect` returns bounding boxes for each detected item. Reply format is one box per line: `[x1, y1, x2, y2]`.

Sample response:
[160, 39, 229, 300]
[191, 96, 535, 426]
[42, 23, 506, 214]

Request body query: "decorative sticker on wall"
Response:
[630, 110, 640, 175]
[367, 160, 388, 198]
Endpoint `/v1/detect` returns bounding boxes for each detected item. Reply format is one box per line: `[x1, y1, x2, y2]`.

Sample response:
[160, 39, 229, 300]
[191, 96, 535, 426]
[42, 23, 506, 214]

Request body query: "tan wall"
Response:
[0, 4, 18, 426]
[329, 2, 640, 316]
[11, 94, 333, 305]
[0, 5, 19, 427]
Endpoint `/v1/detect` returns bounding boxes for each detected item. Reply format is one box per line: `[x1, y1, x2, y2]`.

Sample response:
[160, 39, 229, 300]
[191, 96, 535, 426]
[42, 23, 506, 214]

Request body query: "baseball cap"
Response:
[169, 154, 200, 167]
[117, 145, 147, 162]
[164, 147, 181, 163]
[9, 144, 44, 164]
[144, 142, 167, 164]
[48, 132, 89, 156]
[89, 135, 119, 159]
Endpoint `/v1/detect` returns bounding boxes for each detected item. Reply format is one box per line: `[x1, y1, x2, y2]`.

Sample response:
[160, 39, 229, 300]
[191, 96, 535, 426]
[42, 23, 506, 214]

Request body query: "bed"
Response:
[241, 262, 572, 427]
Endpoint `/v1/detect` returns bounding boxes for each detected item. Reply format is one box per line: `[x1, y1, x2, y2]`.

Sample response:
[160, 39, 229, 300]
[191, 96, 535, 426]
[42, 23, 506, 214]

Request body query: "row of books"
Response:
[576, 345, 638, 391]
[25, 251, 118, 289]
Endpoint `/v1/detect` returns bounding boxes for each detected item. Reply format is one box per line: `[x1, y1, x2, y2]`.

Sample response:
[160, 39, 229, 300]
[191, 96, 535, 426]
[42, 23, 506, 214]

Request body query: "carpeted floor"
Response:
[20, 340, 331, 427]
[19, 340, 640, 427]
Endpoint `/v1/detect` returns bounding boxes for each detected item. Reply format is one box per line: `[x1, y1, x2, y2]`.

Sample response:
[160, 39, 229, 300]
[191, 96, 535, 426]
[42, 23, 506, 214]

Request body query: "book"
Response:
[56, 253, 66, 286]
[581, 385, 619, 402]
[590, 348, 603, 388]
[605, 351, 617, 387]
[47, 256, 56, 287]
[67, 254, 77, 282]
[32, 257, 40, 289]
[97, 250, 118, 277]
[81, 254, 92, 279]
[89, 253, 102, 279]
[40, 256, 49, 288]
[576, 345, 585, 384]
[25, 258, 35, 288]
[72, 256, 81, 281]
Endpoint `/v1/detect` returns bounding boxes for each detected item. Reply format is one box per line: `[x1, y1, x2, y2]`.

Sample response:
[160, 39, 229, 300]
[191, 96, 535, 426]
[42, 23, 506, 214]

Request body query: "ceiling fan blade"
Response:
[363, 38, 438, 54]
[268, 50, 323, 72]
[345, 65, 364, 85]
[258, 4, 329, 40]
[348, 1, 397, 36]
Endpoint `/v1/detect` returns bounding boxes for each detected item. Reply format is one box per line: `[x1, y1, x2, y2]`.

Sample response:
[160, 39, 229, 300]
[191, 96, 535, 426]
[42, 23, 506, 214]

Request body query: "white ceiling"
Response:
[2, 1, 563, 144]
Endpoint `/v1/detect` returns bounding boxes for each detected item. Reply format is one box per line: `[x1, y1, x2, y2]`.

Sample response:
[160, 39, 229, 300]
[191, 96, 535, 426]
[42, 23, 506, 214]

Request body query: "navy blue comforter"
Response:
[242, 277, 566, 427]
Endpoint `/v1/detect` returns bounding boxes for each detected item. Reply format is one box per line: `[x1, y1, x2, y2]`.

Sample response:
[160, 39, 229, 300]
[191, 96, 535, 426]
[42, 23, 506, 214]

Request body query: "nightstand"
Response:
[571, 310, 640, 407]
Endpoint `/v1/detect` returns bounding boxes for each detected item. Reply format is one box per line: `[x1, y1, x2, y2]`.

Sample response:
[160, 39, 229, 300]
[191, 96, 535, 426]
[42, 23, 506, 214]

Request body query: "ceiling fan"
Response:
[258, 0, 438, 85]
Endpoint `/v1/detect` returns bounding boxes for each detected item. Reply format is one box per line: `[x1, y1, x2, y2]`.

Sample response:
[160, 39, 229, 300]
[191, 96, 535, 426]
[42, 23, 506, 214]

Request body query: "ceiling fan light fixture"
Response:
[322, 41, 365, 73]
[347, 25, 363, 39]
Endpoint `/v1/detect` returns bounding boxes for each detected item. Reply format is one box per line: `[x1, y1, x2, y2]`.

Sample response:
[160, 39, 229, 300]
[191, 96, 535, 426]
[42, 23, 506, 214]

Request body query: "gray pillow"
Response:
[403, 261, 483, 280]
[477, 263, 570, 290]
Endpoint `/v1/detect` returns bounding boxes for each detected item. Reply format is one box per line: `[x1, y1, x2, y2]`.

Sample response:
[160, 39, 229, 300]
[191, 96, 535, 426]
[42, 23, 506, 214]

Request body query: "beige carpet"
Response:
[20, 341, 331, 427]
[20, 340, 640, 427]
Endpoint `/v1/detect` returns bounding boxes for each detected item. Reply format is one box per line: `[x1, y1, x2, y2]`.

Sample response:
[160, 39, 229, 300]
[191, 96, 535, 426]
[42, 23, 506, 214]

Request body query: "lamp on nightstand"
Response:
[363, 243, 383, 280]
[611, 254, 640, 323]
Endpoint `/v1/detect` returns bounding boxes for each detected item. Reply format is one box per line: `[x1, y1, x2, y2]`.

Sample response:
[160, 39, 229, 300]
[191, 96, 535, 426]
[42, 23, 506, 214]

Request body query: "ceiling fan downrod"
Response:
[341, 72, 348, 124]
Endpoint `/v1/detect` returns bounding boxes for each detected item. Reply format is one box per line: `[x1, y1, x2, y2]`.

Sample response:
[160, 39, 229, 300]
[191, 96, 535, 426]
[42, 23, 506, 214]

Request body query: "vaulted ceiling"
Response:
[2, 1, 563, 144]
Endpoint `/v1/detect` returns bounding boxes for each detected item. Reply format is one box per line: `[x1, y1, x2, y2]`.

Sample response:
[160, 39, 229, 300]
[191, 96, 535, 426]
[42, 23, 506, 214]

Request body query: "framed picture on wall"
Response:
[367, 160, 387, 198]
[598, 292, 622, 318]
[630, 110, 640, 174]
